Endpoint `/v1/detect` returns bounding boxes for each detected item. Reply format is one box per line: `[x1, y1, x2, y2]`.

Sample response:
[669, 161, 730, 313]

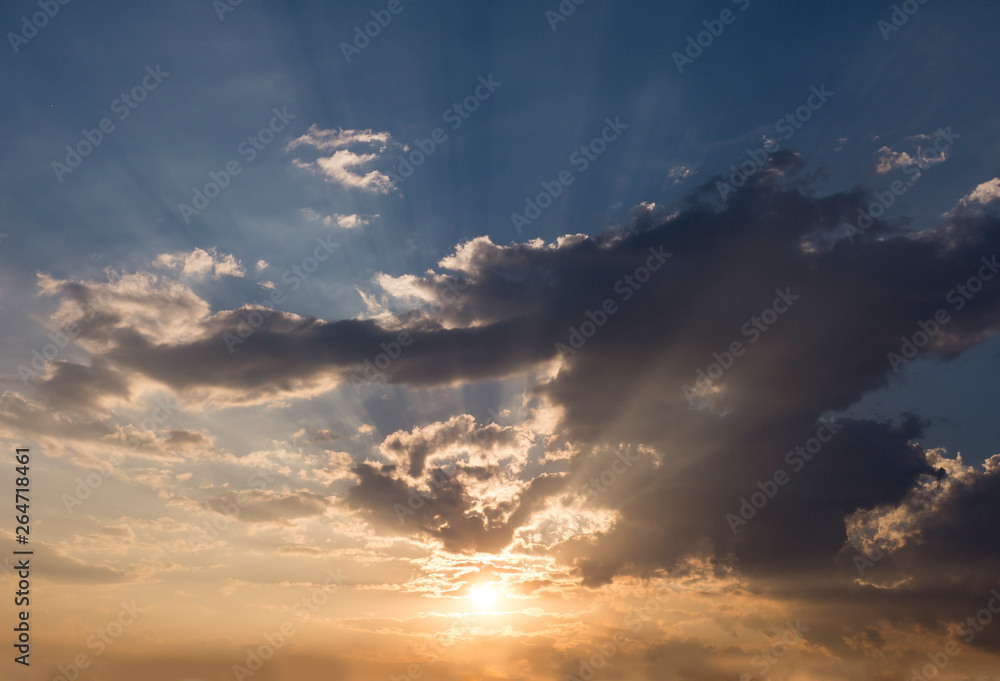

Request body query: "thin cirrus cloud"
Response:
[288, 124, 400, 194]
[300, 207, 379, 229]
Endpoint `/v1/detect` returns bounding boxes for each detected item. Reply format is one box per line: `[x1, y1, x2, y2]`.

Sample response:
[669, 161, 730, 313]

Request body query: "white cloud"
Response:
[875, 146, 917, 174]
[668, 166, 696, 183]
[300, 209, 378, 229]
[288, 125, 394, 152]
[289, 124, 400, 194]
[944, 177, 1000, 217]
[875, 131, 950, 175]
[959, 177, 1000, 206]
[153, 248, 245, 280]
[38, 269, 213, 346]
[329, 213, 377, 229]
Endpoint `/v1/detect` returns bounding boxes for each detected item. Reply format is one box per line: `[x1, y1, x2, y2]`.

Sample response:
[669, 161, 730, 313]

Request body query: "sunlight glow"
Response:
[469, 584, 499, 611]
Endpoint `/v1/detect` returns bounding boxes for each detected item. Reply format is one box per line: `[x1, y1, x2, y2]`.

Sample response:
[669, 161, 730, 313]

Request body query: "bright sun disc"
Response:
[469, 584, 498, 610]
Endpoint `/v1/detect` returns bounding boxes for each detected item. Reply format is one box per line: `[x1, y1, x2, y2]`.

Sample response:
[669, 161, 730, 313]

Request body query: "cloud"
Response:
[668, 166, 696, 183]
[288, 126, 394, 152]
[875, 146, 916, 174]
[379, 414, 532, 478]
[181, 489, 332, 525]
[2, 534, 129, 584]
[875, 130, 950, 175]
[289, 124, 400, 194]
[300, 208, 378, 229]
[346, 461, 566, 555]
[945, 177, 1000, 217]
[294, 428, 340, 444]
[153, 248, 246, 280]
[329, 213, 377, 229]
[12, 167, 1000, 609]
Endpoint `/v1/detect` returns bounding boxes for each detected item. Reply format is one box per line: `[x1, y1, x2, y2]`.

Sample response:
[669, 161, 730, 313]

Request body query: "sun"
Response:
[468, 584, 499, 611]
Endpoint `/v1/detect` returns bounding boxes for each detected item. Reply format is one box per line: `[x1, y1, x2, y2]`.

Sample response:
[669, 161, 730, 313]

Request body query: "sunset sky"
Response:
[2, 1, 1000, 680]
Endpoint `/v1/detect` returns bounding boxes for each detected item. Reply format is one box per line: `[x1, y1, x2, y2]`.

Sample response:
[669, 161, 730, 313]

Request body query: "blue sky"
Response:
[4, 0, 998, 456]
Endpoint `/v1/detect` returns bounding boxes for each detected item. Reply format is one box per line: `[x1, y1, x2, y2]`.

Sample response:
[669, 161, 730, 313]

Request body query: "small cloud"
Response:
[875, 146, 916, 174]
[668, 166, 696, 184]
[301, 209, 378, 229]
[328, 213, 377, 229]
[95, 525, 135, 542]
[875, 130, 950, 175]
[153, 248, 245, 280]
[289, 124, 400, 194]
[294, 428, 340, 444]
[255, 260, 268, 272]
[834, 137, 848, 152]
[276, 545, 328, 556]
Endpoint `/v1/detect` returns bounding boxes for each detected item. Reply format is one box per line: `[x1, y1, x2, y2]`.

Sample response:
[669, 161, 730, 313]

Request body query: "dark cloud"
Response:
[346, 463, 566, 554]
[17, 164, 1000, 616]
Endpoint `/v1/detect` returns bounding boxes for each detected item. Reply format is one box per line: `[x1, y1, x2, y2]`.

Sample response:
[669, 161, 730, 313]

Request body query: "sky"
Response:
[2, 1, 1000, 680]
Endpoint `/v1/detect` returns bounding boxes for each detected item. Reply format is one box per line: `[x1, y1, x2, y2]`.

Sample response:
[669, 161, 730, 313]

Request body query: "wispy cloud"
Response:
[300, 208, 379, 229]
[289, 124, 400, 193]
